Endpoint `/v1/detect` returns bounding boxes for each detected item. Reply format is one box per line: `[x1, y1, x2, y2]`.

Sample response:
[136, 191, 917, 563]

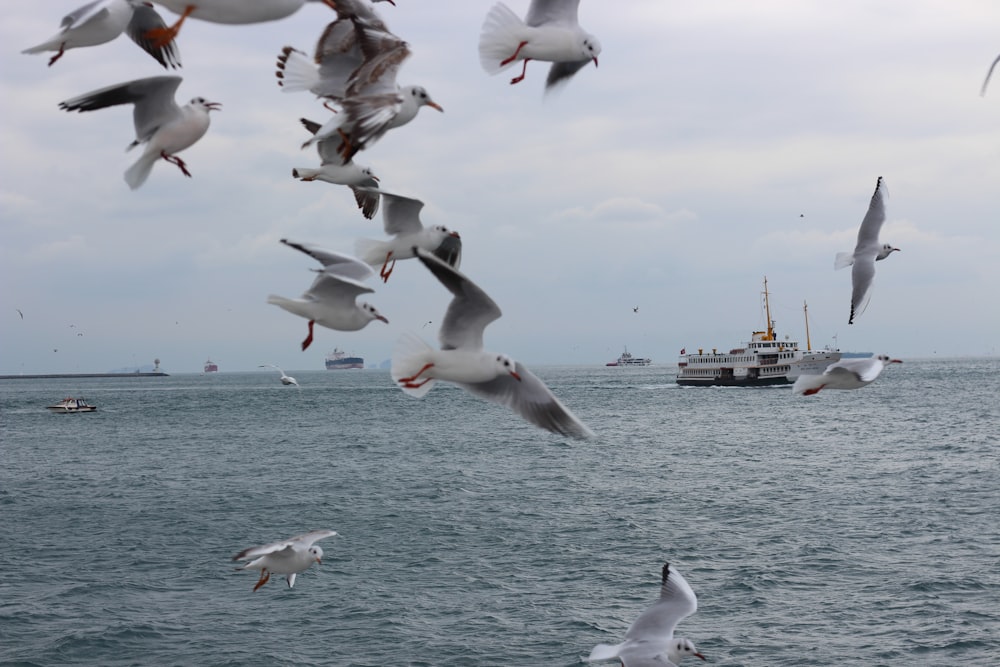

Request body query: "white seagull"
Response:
[259, 364, 299, 386]
[479, 0, 601, 89]
[792, 354, 902, 396]
[834, 176, 899, 325]
[23, 0, 181, 68]
[294, 117, 381, 219]
[232, 529, 336, 592]
[981, 53, 1000, 96]
[392, 249, 594, 439]
[354, 190, 461, 282]
[275, 0, 394, 100]
[268, 239, 388, 351]
[59, 75, 220, 190]
[588, 563, 706, 667]
[146, 0, 336, 47]
[302, 21, 442, 162]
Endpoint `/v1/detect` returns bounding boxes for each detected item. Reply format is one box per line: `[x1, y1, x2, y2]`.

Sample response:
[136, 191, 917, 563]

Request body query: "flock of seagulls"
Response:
[28, 0, 990, 658]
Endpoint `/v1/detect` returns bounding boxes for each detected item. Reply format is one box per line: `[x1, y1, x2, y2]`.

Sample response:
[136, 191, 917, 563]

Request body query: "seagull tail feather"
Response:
[392, 332, 437, 398]
[276, 47, 320, 94]
[587, 642, 625, 662]
[478, 2, 528, 74]
[833, 252, 854, 270]
[792, 374, 826, 395]
[124, 151, 158, 190]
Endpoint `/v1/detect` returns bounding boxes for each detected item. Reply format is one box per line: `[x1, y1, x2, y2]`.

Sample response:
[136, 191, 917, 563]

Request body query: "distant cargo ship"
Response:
[204, 359, 218, 373]
[326, 349, 364, 370]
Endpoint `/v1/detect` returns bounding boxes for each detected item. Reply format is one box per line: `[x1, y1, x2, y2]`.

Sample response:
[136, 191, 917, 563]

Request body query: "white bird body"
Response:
[354, 190, 461, 282]
[125, 101, 213, 188]
[792, 355, 901, 395]
[479, 0, 601, 88]
[24, 0, 181, 68]
[232, 529, 336, 591]
[295, 117, 381, 219]
[835, 176, 899, 325]
[269, 239, 388, 350]
[58, 76, 219, 189]
[260, 364, 298, 386]
[153, 0, 330, 24]
[589, 563, 705, 667]
[392, 250, 593, 439]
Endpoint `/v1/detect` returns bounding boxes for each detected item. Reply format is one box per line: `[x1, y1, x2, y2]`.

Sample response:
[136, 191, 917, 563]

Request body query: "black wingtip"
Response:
[661, 562, 671, 584]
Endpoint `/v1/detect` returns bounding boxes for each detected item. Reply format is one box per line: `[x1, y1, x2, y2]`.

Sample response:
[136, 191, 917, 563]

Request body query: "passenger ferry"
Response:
[606, 348, 652, 367]
[676, 278, 841, 387]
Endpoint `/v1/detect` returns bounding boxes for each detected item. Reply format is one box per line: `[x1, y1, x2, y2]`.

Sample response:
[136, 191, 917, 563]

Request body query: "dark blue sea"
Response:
[2, 359, 998, 666]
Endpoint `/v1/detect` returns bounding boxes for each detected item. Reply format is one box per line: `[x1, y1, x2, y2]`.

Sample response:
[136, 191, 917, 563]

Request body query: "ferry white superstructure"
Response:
[676, 278, 841, 387]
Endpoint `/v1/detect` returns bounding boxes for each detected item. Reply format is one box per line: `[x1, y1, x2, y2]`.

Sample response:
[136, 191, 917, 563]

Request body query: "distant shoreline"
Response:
[0, 372, 170, 380]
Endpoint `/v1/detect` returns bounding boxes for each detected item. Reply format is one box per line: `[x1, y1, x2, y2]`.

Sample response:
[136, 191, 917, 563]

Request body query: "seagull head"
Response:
[361, 302, 389, 325]
[191, 97, 222, 112]
[309, 546, 324, 565]
[580, 34, 602, 68]
[876, 243, 900, 261]
[495, 354, 521, 382]
[668, 638, 706, 663]
[876, 354, 903, 365]
[407, 86, 443, 113]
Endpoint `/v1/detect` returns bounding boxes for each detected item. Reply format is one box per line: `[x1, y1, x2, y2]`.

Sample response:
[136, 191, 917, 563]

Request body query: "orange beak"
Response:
[510, 371, 521, 382]
[427, 101, 444, 112]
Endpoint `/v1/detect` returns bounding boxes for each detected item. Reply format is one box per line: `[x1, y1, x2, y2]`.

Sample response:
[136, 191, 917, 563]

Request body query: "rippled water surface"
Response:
[2, 358, 998, 666]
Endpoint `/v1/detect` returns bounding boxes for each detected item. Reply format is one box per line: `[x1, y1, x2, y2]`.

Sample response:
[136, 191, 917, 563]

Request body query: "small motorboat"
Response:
[47, 397, 97, 413]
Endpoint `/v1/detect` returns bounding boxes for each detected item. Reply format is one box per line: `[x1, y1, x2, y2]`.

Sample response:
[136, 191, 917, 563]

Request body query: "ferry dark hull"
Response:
[675, 375, 792, 387]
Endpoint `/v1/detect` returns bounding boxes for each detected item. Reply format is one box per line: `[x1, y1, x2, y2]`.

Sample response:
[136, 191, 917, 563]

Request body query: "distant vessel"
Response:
[47, 397, 96, 413]
[606, 348, 652, 367]
[676, 277, 841, 387]
[839, 351, 873, 359]
[204, 359, 218, 373]
[326, 348, 364, 370]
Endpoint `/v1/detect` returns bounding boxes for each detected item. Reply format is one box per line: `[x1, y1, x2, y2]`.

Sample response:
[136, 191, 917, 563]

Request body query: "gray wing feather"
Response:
[62, 0, 107, 30]
[459, 362, 594, 439]
[304, 273, 374, 305]
[380, 191, 425, 236]
[280, 238, 376, 282]
[981, 53, 1000, 96]
[414, 249, 500, 351]
[525, 0, 581, 27]
[854, 176, 886, 251]
[623, 563, 697, 641]
[848, 257, 876, 324]
[126, 5, 182, 69]
[545, 59, 591, 89]
[58, 76, 183, 144]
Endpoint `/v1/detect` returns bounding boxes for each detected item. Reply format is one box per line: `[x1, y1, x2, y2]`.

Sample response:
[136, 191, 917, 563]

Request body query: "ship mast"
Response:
[763, 276, 775, 340]
[803, 300, 812, 351]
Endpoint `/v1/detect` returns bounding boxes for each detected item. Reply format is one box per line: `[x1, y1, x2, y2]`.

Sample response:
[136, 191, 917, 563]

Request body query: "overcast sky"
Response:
[2, 0, 998, 375]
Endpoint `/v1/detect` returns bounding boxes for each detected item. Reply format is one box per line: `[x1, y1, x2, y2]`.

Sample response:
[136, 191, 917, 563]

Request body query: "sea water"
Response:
[1, 358, 998, 666]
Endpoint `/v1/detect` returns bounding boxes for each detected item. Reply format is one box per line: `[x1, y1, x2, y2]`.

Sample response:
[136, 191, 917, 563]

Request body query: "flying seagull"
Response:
[232, 529, 337, 591]
[59, 75, 220, 189]
[834, 176, 899, 325]
[792, 355, 902, 395]
[392, 248, 594, 439]
[588, 562, 706, 666]
[479, 0, 601, 89]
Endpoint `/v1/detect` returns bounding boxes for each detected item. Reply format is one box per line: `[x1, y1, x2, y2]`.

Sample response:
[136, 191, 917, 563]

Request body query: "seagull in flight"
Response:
[392, 249, 593, 439]
[479, 0, 601, 89]
[588, 562, 706, 667]
[59, 75, 220, 189]
[259, 364, 299, 386]
[834, 176, 899, 325]
[792, 355, 902, 395]
[268, 239, 388, 350]
[232, 529, 336, 592]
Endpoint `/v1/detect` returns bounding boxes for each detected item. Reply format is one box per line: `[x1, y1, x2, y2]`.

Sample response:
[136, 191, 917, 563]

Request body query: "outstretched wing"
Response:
[525, 0, 581, 27]
[414, 249, 500, 351]
[126, 5, 182, 69]
[459, 362, 594, 439]
[624, 563, 698, 642]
